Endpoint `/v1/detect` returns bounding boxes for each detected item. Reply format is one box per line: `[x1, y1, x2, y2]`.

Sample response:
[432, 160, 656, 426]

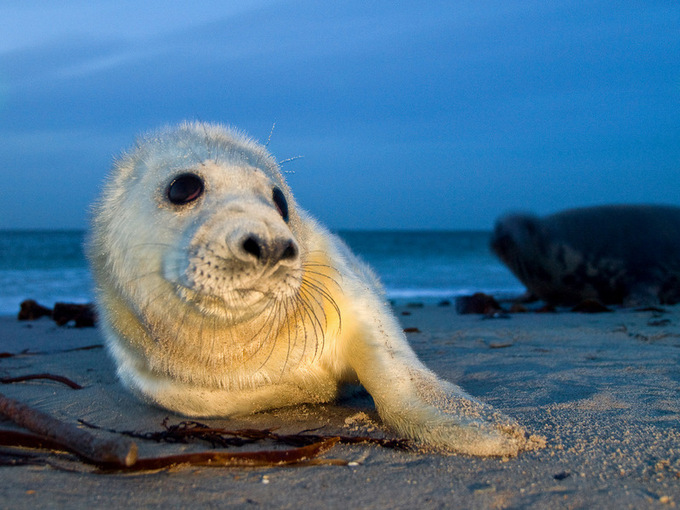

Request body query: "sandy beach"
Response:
[0, 304, 679, 509]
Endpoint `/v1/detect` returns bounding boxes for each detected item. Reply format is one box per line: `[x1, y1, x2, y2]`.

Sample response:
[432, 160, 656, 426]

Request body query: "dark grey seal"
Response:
[491, 205, 680, 306]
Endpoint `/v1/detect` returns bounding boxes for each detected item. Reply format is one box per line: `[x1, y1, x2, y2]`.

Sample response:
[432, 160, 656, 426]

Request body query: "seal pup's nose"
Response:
[240, 234, 299, 265]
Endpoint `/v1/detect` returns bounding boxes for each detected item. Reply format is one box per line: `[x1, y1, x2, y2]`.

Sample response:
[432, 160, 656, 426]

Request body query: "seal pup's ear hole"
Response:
[272, 187, 289, 222]
[168, 173, 204, 205]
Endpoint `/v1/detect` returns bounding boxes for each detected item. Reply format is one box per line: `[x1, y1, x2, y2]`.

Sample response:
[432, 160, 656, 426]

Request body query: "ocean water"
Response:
[0, 230, 523, 316]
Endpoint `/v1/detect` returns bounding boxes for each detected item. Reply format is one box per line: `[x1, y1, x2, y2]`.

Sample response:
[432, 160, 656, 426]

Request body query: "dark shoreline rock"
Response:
[17, 300, 97, 328]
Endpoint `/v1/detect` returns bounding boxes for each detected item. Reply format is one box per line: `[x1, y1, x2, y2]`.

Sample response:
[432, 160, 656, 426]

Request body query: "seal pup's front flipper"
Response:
[321, 232, 532, 456]
[340, 292, 529, 456]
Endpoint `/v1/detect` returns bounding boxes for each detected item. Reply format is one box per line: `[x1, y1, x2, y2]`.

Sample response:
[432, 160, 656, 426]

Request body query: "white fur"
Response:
[89, 122, 532, 456]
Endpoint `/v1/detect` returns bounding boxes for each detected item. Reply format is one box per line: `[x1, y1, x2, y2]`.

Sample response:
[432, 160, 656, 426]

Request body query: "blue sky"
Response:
[1, 1, 678, 230]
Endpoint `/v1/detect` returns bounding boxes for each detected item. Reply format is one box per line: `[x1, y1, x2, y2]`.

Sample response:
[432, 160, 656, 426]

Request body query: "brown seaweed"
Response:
[79, 418, 413, 451]
[0, 373, 83, 390]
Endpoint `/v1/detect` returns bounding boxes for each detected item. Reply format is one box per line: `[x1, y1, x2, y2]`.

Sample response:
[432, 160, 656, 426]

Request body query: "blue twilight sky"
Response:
[1, 1, 678, 231]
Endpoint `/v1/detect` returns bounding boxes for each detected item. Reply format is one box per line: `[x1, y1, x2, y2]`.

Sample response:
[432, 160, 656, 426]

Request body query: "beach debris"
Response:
[118, 437, 342, 471]
[509, 303, 528, 313]
[648, 318, 671, 327]
[79, 418, 412, 452]
[17, 300, 52, 321]
[0, 373, 83, 390]
[571, 299, 612, 313]
[635, 306, 668, 314]
[454, 291, 629, 314]
[487, 341, 513, 349]
[0, 439, 78, 468]
[52, 303, 97, 327]
[469, 481, 495, 494]
[481, 312, 511, 320]
[0, 345, 103, 359]
[455, 293, 505, 316]
[0, 425, 341, 471]
[0, 392, 137, 468]
[17, 300, 97, 328]
[0, 395, 349, 471]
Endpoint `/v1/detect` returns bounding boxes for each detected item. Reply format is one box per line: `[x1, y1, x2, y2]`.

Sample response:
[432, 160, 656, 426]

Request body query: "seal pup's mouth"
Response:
[166, 233, 305, 324]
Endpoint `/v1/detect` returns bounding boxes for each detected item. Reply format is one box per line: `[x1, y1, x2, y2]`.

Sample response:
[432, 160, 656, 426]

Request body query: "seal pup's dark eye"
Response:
[272, 187, 289, 222]
[168, 173, 204, 205]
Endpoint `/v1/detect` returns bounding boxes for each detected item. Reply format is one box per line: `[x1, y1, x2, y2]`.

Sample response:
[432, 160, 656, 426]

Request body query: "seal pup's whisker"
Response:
[299, 278, 342, 334]
[300, 267, 343, 288]
[296, 290, 328, 361]
[88, 121, 537, 455]
[297, 285, 330, 341]
[265, 121, 276, 147]
[241, 294, 281, 368]
[278, 155, 304, 167]
[277, 299, 295, 379]
[254, 300, 285, 374]
[290, 295, 312, 362]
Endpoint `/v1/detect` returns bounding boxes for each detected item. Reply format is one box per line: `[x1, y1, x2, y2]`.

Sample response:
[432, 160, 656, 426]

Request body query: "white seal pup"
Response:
[89, 122, 531, 456]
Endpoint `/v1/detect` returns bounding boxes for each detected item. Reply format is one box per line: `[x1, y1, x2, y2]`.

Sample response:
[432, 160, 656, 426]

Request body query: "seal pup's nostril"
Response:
[242, 235, 263, 260]
[278, 239, 298, 261]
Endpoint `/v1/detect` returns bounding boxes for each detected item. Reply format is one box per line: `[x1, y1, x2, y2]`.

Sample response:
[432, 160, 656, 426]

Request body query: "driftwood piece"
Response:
[0, 392, 137, 467]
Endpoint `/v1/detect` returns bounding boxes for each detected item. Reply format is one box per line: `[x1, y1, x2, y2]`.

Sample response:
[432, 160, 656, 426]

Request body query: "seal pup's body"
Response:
[491, 205, 680, 306]
[89, 122, 529, 456]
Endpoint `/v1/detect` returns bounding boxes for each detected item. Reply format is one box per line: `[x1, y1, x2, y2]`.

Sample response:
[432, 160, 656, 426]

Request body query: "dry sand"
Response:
[0, 304, 679, 509]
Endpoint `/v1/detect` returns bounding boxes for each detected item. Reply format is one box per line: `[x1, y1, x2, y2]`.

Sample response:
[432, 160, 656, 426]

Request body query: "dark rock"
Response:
[17, 300, 52, 321]
[52, 303, 97, 328]
[455, 293, 504, 315]
[571, 299, 612, 313]
[509, 303, 528, 313]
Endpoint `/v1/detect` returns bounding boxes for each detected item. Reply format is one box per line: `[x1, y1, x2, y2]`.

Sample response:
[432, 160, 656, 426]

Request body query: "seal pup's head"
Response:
[90, 122, 308, 323]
